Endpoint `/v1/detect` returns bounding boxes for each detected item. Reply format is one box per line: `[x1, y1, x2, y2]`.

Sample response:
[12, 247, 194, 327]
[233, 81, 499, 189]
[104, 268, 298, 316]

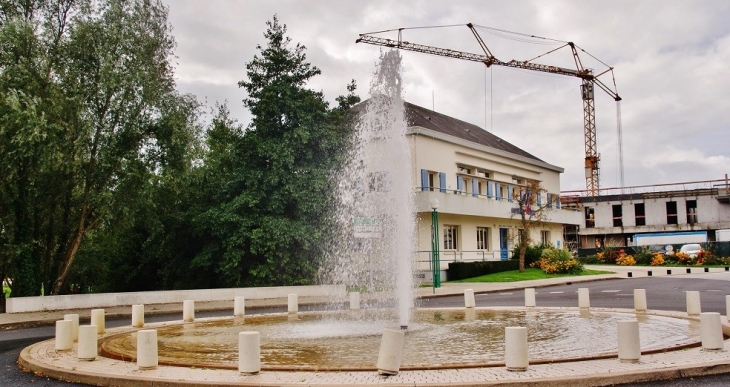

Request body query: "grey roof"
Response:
[404, 101, 543, 162]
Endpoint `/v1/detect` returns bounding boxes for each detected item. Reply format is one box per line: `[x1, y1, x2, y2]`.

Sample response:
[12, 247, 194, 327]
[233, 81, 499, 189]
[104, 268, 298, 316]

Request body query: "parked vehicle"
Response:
[648, 244, 673, 256]
[679, 243, 702, 258]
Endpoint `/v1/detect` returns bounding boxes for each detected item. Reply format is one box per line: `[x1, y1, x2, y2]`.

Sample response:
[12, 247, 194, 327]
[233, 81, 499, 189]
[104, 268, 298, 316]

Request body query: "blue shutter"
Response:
[507, 186, 513, 202]
[420, 169, 428, 191]
[487, 181, 494, 198]
[457, 176, 464, 193]
[537, 193, 542, 206]
[496, 183, 501, 200]
[472, 179, 479, 197]
[557, 195, 561, 209]
[439, 172, 446, 193]
[546, 193, 551, 208]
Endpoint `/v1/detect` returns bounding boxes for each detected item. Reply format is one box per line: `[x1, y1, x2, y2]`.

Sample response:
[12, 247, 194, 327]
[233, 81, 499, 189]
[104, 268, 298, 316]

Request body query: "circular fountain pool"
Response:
[100, 308, 700, 370]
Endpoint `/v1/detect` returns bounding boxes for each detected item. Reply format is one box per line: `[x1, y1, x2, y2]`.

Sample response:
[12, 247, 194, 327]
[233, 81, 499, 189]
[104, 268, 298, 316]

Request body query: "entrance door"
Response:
[499, 228, 509, 261]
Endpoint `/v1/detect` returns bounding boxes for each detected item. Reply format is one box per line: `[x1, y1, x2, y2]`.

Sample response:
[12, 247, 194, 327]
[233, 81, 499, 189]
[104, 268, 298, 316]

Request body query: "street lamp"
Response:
[430, 198, 441, 290]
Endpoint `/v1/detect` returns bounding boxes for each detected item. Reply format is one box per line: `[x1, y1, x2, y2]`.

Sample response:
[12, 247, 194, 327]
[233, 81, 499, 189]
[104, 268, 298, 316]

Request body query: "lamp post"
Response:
[430, 199, 441, 290]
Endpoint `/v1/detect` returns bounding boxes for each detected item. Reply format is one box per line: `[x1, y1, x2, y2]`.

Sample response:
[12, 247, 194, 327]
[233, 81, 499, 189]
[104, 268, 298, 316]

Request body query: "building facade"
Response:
[403, 102, 582, 275]
[561, 179, 730, 251]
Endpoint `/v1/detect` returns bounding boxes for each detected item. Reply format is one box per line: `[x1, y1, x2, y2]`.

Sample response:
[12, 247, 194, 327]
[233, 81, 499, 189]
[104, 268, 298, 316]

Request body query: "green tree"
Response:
[0, 0, 200, 297]
[192, 16, 360, 287]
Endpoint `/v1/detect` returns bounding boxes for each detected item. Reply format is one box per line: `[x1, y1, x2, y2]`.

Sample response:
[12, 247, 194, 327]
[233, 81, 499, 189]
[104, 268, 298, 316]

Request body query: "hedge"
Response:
[448, 260, 520, 281]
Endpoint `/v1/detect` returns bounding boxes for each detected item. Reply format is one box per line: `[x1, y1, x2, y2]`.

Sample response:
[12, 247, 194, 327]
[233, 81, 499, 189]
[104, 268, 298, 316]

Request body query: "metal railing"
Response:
[413, 249, 512, 270]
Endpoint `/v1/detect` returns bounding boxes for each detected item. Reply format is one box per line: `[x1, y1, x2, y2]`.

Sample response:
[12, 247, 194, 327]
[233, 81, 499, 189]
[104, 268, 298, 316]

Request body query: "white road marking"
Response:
[499, 292, 512, 295]
[602, 290, 621, 293]
[550, 291, 563, 294]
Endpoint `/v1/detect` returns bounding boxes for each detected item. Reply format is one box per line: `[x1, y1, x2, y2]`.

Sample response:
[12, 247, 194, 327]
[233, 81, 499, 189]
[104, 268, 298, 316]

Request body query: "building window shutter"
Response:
[472, 179, 479, 197]
[457, 176, 464, 193]
[439, 172, 446, 193]
[546, 193, 552, 208]
[496, 183, 501, 200]
[420, 169, 428, 192]
[487, 181, 494, 198]
[557, 195, 561, 209]
[507, 186, 513, 202]
[537, 193, 542, 206]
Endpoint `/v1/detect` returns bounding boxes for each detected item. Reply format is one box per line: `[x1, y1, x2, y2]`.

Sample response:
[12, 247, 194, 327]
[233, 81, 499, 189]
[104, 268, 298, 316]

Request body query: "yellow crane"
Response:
[357, 23, 622, 196]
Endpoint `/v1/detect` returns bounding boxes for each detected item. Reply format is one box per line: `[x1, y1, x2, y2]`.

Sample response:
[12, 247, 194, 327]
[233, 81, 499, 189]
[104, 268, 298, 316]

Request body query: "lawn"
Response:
[452, 268, 614, 283]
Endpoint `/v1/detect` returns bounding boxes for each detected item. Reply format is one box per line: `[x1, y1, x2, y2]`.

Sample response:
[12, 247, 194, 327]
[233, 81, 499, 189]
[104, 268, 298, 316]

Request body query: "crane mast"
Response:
[356, 24, 621, 196]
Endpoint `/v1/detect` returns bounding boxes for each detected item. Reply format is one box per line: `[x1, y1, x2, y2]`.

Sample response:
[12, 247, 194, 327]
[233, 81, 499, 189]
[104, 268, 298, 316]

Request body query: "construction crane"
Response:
[356, 23, 622, 196]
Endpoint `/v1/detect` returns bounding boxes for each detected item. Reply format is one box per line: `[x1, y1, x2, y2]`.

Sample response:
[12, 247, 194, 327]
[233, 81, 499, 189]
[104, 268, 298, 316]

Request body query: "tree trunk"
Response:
[519, 230, 527, 273]
[51, 212, 88, 295]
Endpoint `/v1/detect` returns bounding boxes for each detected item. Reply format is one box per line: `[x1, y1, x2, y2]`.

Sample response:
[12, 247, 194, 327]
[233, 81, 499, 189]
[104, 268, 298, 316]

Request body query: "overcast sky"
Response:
[163, 0, 730, 192]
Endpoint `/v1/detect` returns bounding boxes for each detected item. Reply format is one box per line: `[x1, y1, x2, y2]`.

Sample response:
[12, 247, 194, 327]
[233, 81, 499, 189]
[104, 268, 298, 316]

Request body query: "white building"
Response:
[403, 102, 582, 275]
[561, 178, 730, 251]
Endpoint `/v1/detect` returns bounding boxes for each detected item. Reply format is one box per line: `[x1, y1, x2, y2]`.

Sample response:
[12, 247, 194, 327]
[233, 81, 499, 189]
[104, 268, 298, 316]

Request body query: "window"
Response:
[585, 207, 595, 228]
[512, 177, 524, 185]
[477, 181, 484, 196]
[612, 204, 623, 227]
[666, 201, 678, 225]
[476, 227, 489, 250]
[457, 166, 472, 175]
[444, 225, 459, 250]
[686, 200, 697, 224]
[540, 230, 550, 245]
[477, 170, 489, 178]
[635, 203, 646, 226]
[428, 173, 435, 192]
[367, 171, 387, 192]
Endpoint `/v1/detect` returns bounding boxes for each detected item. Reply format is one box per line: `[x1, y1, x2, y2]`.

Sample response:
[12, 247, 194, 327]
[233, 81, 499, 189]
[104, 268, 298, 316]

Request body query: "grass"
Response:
[452, 268, 614, 283]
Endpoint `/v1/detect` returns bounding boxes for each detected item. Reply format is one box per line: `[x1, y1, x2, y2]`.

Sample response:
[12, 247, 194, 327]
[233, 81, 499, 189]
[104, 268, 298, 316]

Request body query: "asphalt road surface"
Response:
[3, 275, 730, 386]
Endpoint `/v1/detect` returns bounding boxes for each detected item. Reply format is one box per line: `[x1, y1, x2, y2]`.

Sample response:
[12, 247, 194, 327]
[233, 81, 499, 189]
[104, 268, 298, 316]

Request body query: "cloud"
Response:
[163, 0, 730, 192]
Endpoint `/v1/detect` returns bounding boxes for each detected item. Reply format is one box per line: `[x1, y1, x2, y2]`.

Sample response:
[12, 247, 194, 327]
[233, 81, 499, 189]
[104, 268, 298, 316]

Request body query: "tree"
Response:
[0, 0, 200, 296]
[512, 179, 552, 272]
[190, 16, 360, 287]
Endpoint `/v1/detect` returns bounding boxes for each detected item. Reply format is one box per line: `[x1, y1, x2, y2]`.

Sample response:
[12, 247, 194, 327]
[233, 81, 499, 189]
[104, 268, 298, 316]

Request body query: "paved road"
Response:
[3, 276, 730, 386]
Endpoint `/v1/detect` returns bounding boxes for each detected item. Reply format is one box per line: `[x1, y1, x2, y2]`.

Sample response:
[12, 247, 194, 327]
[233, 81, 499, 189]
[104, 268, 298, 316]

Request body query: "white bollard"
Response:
[288, 294, 298, 314]
[64, 314, 79, 342]
[183, 300, 195, 322]
[78, 325, 98, 361]
[727, 295, 730, 322]
[634, 289, 647, 312]
[90, 309, 105, 334]
[617, 320, 641, 363]
[686, 291, 701, 316]
[504, 327, 528, 371]
[377, 329, 405, 375]
[132, 304, 145, 328]
[464, 289, 476, 308]
[234, 296, 246, 317]
[349, 292, 361, 310]
[524, 288, 536, 307]
[55, 320, 73, 351]
[700, 312, 724, 351]
[578, 288, 590, 309]
[137, 329, 158, 370]
[238, 331, 261, 374]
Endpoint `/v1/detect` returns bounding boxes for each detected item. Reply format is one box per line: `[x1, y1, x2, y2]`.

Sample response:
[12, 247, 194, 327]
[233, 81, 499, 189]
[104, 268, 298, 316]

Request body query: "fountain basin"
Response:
[99, 307, 701, 371]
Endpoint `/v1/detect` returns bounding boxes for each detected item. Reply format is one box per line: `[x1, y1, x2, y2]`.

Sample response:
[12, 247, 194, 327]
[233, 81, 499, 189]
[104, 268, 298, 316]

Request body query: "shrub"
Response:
[675, 252, 691, 265]
[616, 253, 636, 266]
[650, 253, 665, 266]
[696, 250, 712, 265]
[511, 243, 551, 267]
[634, 247, 652, 265]
[579, 255, 601, 264]
[448, 260, 520, 281]
[532, 247, 583, 274]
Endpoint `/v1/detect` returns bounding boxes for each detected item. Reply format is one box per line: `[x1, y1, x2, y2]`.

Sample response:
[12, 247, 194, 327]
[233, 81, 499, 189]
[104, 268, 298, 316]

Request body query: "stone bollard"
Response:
[64, 314, 80, 342]
[578, 288, 590, 309]
[78, 325, 98, 361]
[504, 327, 528, 371]
[686, 291, 701, 316]
[524, 288, 536, 307]
[288, 294, 298, 314]
[238, 331, 261, 374]
[617, 320, 640, 363]
[634, 289, 647, 312]
[464, 289, 476, 308]
[183, 300, 195, 322]
[377, 329, 405, 375]
[234, 296, 246, 317]
[137, 329, 158, 370]
[349, 292, 361, 310]
[726, 295, 730, 322]
[55, 320, 73, 351]
[132, 304, 145, 328]
[90, 309, 105, 334]
[700, 312, 724, 351]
